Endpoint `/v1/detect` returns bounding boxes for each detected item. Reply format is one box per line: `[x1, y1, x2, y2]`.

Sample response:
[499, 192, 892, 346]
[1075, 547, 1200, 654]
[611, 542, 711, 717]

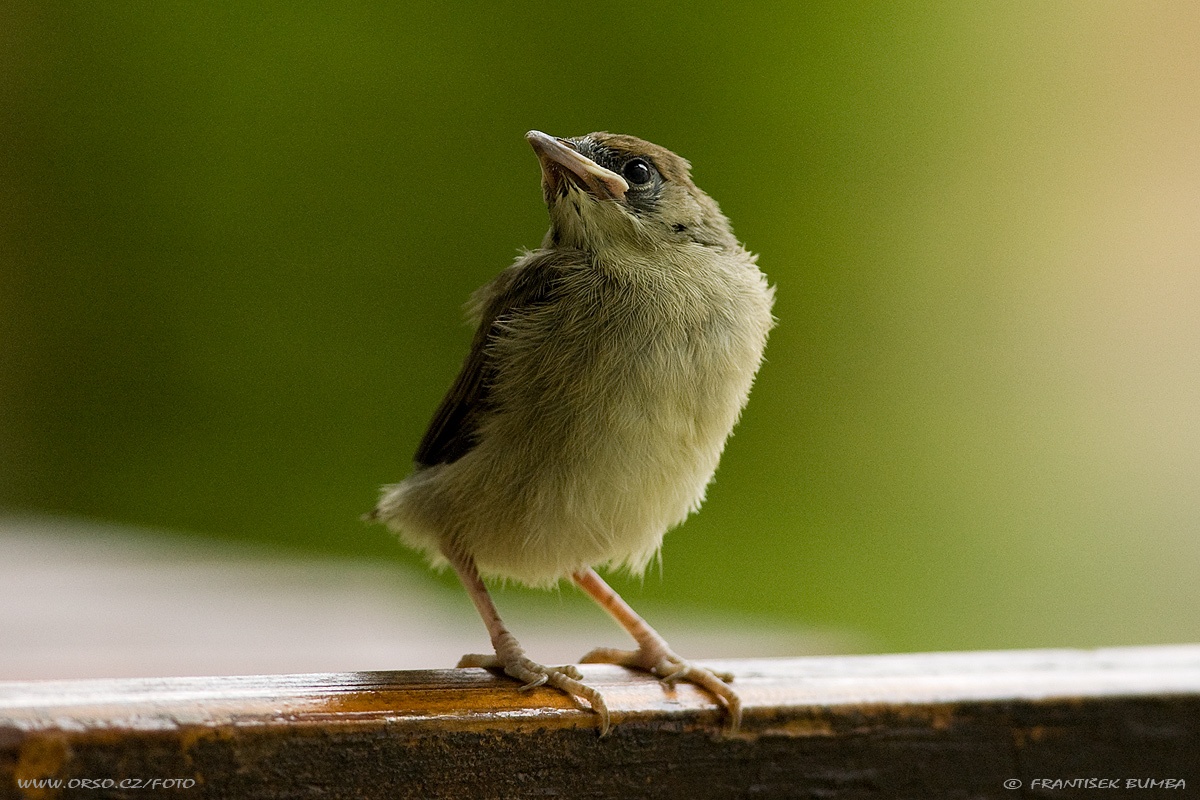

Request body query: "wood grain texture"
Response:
[3, 645, 1199, 798]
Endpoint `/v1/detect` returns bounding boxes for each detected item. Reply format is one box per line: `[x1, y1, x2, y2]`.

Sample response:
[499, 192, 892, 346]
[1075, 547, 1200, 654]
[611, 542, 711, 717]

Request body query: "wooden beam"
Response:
[4, 645, 1198, 798]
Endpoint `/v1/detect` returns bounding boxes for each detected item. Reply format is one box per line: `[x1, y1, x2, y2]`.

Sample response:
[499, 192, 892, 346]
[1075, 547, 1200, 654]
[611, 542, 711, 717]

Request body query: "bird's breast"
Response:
[486, 251, 772, 513]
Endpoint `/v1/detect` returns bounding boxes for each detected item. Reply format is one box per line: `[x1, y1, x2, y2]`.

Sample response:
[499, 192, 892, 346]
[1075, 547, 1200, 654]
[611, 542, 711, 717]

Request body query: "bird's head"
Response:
[526, 131, 737, 254]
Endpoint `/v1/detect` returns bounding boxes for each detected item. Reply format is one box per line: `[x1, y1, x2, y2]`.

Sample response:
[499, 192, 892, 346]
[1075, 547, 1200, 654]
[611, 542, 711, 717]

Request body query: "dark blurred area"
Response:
[2, 3, 1198, 654]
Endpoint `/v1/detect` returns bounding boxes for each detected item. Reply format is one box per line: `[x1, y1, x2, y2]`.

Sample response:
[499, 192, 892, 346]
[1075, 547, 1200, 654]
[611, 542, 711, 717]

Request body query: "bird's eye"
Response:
[622, 159, 653, 186]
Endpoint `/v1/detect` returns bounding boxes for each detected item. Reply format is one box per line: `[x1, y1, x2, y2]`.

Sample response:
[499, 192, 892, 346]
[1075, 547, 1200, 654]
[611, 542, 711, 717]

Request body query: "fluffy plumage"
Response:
[372, 132, 773, 587]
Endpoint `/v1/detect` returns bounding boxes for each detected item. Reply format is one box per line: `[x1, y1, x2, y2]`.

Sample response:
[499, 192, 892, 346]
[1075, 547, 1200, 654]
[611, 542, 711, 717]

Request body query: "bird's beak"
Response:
[526, 130, 628, 202]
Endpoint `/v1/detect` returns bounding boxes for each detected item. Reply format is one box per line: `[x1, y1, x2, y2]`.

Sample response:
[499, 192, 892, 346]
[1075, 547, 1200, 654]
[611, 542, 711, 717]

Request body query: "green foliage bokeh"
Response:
[4, 3, 1198, 652]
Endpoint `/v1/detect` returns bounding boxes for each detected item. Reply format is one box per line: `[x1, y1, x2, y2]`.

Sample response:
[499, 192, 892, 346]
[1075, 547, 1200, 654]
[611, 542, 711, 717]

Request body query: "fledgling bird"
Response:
[369, 130, 774, 734]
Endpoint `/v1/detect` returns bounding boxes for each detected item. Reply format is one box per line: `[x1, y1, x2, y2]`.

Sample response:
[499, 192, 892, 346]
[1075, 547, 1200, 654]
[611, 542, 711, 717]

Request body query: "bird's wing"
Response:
[413, 254, 559, 468]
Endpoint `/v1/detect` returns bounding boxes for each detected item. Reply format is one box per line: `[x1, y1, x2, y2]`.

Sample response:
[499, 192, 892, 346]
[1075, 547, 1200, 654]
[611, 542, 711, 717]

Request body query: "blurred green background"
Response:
[3, 3, 1198, 654]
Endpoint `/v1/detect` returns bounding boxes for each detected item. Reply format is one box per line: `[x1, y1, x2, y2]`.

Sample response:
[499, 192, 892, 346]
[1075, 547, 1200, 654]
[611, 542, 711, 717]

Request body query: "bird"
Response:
[368, 130, 774, 734]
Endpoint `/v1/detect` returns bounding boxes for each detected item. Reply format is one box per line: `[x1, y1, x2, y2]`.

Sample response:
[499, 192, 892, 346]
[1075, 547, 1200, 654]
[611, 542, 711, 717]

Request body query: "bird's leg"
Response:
[572, 567, 742, 732]
[443, 546, 611, 734]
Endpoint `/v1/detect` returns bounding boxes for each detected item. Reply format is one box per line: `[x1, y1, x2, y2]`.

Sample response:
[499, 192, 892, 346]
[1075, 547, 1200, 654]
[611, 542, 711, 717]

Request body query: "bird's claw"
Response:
[518, 673, 548, 691]
[579, 645, 742, 732]
[457, 652, 608, 734]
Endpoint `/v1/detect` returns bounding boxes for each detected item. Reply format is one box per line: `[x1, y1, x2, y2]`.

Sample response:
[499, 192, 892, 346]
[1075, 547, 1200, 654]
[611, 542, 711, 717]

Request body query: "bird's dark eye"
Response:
[622, 158, 652, 186]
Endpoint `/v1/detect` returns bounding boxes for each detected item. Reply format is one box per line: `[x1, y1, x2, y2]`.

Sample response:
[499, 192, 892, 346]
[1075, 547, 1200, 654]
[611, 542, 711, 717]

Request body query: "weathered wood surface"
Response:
[3, 645, 1198, 799]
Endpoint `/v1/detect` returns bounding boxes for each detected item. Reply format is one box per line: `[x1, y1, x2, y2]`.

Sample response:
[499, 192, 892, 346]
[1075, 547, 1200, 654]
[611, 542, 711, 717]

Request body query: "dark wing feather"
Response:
[413, 256, 559, 468]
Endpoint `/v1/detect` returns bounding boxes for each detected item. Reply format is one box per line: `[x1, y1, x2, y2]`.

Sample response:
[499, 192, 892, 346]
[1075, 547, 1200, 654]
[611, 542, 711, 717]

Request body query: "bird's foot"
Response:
[457, 652, 612, 735]
[579, 644, 742, 732]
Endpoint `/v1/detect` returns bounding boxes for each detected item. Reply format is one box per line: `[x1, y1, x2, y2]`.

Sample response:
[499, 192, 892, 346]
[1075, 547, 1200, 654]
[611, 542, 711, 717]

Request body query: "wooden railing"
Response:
[4, 645, 1198, 798]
